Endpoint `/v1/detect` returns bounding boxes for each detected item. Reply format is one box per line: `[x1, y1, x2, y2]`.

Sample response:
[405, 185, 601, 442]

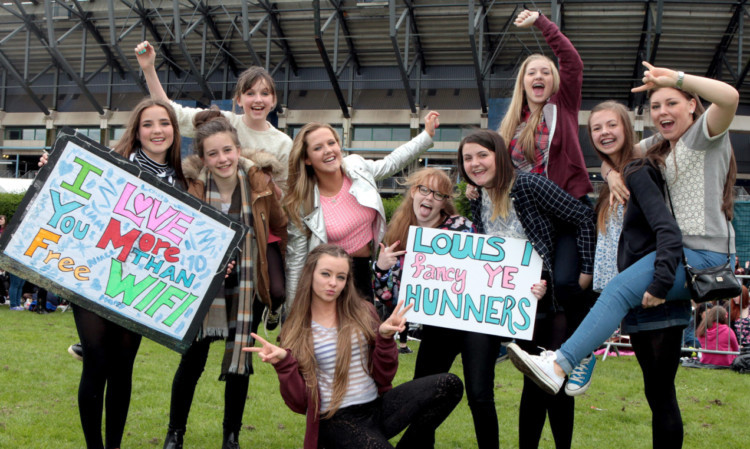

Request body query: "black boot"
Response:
[163, 427, 185, 449]
[222, 430, 241, 449]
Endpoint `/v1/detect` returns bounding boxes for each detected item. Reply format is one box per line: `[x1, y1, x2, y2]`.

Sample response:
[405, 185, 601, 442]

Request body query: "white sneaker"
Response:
[507, 343, 564, 395]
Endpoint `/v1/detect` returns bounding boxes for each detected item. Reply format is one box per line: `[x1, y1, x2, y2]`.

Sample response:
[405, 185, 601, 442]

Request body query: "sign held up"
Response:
[0, 129, 247, 353]
[399, 226, 542, 340]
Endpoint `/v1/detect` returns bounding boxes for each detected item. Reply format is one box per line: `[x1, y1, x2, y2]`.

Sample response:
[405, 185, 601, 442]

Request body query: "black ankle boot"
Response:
[163, 427, 185, 449]
[222, 430, 241, 449]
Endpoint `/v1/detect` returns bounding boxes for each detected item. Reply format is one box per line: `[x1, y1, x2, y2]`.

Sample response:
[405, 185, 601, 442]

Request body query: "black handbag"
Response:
[666, 187, 741, 303]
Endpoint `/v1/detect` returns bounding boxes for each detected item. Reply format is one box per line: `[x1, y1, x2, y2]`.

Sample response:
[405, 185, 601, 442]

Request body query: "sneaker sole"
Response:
[564, 383, 589, 396]
[507, 344, 561, 395]
[67, 346, 83, 362]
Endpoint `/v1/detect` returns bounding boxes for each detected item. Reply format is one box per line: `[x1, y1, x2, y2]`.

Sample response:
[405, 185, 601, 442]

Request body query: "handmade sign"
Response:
[0, 129, 246, 353]
[399, 226, 542, 340]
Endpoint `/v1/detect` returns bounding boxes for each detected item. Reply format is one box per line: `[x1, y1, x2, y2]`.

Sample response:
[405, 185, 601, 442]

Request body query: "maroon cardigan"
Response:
[534, 13, 593, 199]
[272, 302, 398, 449]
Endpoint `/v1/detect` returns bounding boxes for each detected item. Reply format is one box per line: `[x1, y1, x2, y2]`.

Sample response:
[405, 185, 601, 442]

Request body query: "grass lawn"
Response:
[0, 306, 745, 448]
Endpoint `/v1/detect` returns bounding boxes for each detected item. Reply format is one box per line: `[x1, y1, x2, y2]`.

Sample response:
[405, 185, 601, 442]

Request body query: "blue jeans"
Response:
[8, 273, 23, 308]
[555, 248, 729, 373]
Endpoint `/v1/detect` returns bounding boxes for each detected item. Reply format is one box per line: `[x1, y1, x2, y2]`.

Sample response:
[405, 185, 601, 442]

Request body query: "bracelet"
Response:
[604, 168, 612, 181]
[675, 71, 685, 89]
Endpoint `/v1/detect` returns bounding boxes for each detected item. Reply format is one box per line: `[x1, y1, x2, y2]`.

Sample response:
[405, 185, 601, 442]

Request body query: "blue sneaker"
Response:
[565, 353, 596, 396]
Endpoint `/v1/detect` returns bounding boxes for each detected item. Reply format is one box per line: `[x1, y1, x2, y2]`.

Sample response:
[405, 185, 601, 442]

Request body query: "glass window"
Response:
[110, 127, 125, 140]
[391, 127, 411, 141]
[353, 126, 372, 141]
[371, 127, 391, 141]
[435, 127, 461, 142]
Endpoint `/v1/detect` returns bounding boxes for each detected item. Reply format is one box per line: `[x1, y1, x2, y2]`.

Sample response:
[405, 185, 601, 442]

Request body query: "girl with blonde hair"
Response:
[283, 112, 439, 303]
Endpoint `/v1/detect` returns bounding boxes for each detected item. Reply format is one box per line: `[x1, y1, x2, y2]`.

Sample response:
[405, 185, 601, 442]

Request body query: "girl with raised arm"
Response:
[245, 244, 463, 449]
[135, 41, 289, 330]
[283, 112, 439, 303]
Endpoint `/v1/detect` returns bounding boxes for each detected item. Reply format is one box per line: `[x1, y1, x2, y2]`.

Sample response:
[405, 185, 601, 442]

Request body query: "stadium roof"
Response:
[1, 0, 750, 116]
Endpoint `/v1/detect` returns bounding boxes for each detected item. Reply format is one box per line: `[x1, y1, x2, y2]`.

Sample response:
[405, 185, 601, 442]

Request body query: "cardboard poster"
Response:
[0, 129, 247, 353]
[399, 226, 542, 340]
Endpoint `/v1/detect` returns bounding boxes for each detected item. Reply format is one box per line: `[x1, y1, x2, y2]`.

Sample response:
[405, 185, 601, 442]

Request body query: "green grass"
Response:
[0, 307, 746, 448]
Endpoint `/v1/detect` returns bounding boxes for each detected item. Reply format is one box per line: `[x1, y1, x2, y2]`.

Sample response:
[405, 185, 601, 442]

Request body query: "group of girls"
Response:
[55, 4, 741, 448]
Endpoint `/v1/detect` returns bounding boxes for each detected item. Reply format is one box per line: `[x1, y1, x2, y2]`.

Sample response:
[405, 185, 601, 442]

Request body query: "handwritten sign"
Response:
[399, 226, 542, 340]
[0, 129, 247, 353]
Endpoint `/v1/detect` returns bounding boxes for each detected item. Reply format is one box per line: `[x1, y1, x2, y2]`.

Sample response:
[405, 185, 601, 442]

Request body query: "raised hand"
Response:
[631, 61, 678, 93]
[514, 9, 539, 28]
[376, 241, 406, 271]
[242, 332, 287, 364]
[134, 40, 157, 71]
[38, 151, 48, 168]
[424, 111, 440, 137]
[379, 301, 414, 338]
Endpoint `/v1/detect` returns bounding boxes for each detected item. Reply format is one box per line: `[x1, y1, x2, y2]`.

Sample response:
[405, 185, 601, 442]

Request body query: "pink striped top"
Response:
[320, 176, 377, 254]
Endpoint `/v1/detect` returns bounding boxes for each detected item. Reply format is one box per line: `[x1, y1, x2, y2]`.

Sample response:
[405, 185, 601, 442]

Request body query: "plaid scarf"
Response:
[202, 168, 256, 378]
[509, 106, 549, 175]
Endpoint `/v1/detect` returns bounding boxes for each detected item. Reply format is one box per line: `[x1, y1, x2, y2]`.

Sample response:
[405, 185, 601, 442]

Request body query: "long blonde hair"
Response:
[279, 244, 378, 418]
[283, 122, 342, 233]
[383, 168, 457, 252]
[498, 54, 560, 164]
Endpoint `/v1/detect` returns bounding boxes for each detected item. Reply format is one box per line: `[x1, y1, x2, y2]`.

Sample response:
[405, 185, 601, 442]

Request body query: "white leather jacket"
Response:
[286, 130, 434, 302]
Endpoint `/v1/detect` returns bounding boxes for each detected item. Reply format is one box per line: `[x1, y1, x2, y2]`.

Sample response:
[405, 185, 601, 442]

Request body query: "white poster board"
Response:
[399, 226, 543, 340]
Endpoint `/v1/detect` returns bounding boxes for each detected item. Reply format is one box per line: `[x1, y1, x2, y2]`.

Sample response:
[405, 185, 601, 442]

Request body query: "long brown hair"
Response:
[279, 244, 378, 418]
[283, 122, 342, 232]
[589, 101, 636, 231]
[498, 54, 560, 164]
[384, 168, 457, 252]
[698, 304, 729, 337]
[192, 106, 241, 158]
[730, 285, 749, 323]
[457, 129, 515, 220]
[114, 98, 186, 188]
[645, 87, 736, 219]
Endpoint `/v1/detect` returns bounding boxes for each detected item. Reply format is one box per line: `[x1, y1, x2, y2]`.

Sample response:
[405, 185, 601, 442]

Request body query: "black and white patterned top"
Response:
[470, 171, 595, 276]
[129, 148, 177, 186]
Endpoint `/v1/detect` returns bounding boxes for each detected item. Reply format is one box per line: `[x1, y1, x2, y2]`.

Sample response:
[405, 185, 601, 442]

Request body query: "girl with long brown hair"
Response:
[245, 244, 463, 449]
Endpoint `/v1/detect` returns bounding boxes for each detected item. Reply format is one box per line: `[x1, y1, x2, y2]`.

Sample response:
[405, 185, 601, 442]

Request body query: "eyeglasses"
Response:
[416, 185, 450, 202]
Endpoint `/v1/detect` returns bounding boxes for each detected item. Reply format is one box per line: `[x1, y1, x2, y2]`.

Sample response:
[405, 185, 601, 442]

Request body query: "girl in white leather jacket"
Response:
[283, 112, 439, 304]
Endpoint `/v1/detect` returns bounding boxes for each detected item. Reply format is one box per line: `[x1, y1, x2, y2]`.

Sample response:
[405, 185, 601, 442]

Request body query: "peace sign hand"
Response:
[379, 301, 414, 338]
[242, 332, 287, 365]
[631, 61, 679, 93]
[376, 241, 407, 271]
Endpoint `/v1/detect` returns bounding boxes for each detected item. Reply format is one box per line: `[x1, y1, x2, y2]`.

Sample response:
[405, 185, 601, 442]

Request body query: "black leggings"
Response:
[168, 338, 250, 434]
[517, 312, 574, 449]
[353, 256, 375, 303]
[630, 327, 684, 449]
[73, 305, 142, 449]
[414, 326, 503, 449]
[318, 373, 463, 448]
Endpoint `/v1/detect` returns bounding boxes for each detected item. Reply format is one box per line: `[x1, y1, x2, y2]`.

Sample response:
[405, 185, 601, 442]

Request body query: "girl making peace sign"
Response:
[245, 244, 463, 449]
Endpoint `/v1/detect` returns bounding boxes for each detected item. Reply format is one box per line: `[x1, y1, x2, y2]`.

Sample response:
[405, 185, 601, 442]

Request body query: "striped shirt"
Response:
[320, 176, 377, 254]
[312, 320, 378, 413]
[129, 148, 177, 186]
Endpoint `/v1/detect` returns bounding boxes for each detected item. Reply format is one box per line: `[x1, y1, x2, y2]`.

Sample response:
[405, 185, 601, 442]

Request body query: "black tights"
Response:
[517, 312, 574, 449]
[73, 305, 142, 449]
[168, 338, 250, 434]
[630, 327, 684, 449]
[414, 326, 502, 449]
[318, 373, 463, 448]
